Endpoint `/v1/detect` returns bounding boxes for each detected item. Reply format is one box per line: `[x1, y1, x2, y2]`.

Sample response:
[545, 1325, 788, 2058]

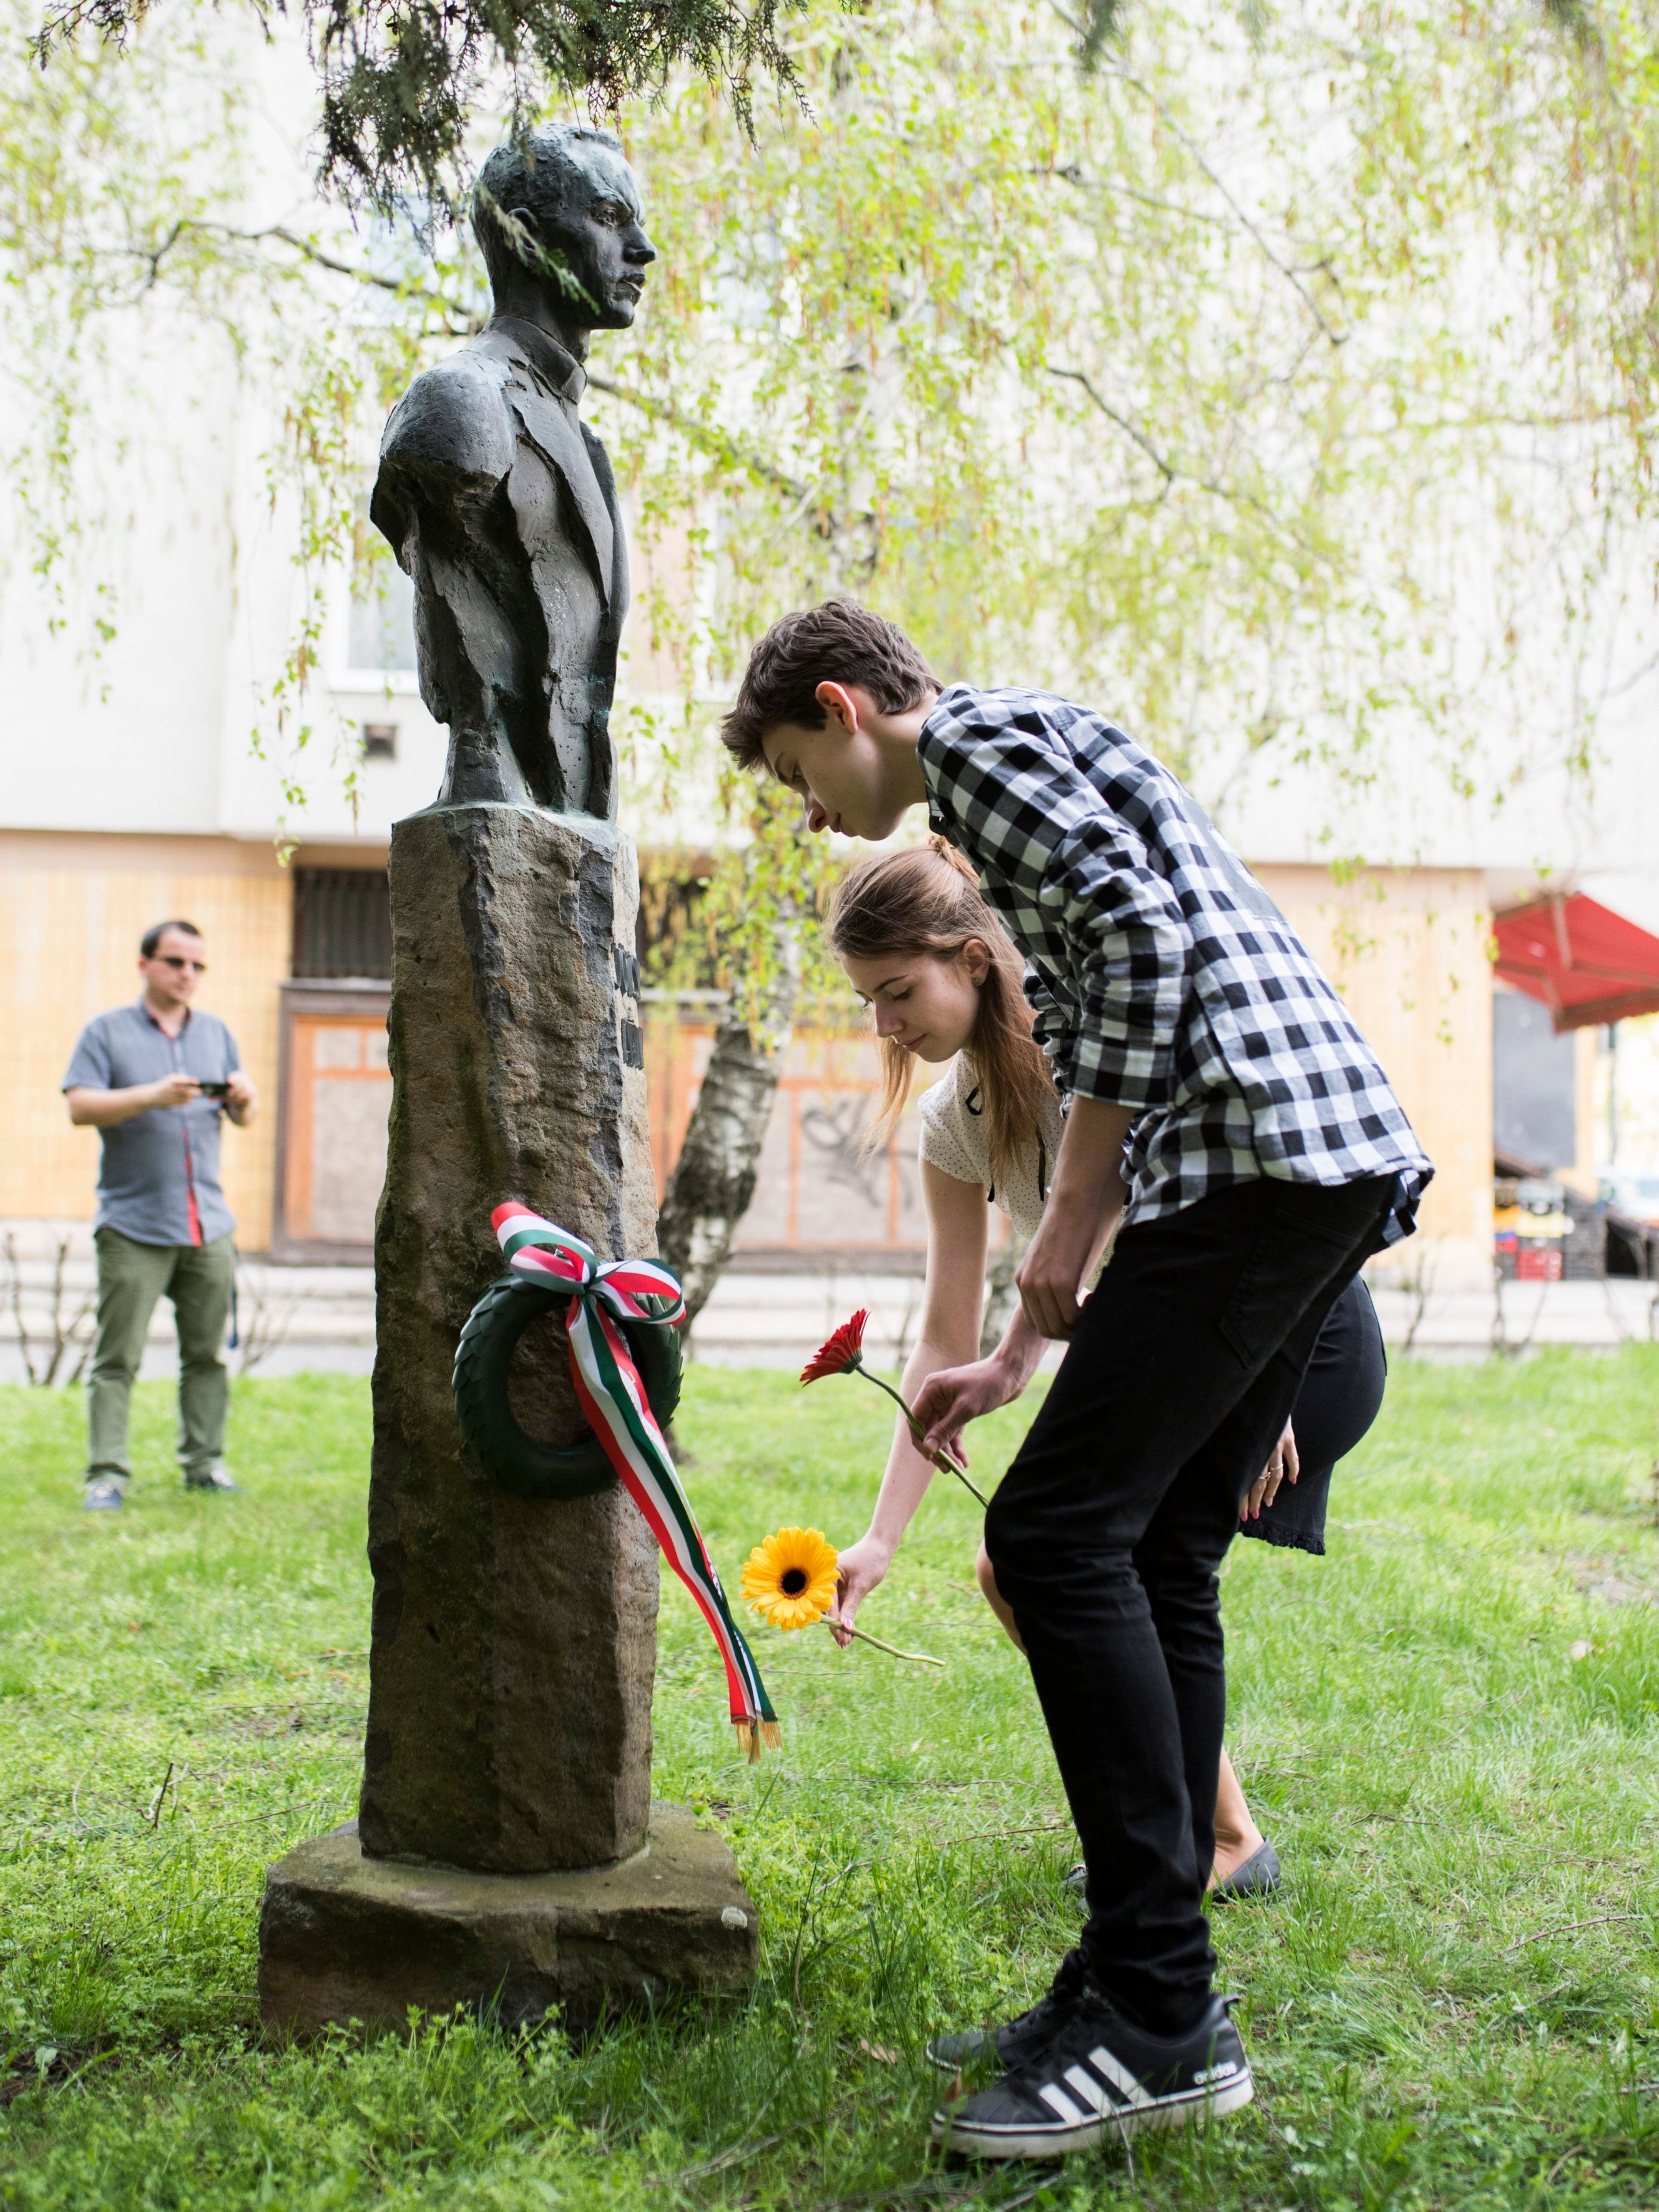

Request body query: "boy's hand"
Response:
[1016, 1095, 1132, 1338]
[831, 1534, 894, 1644]
[1015, 1208, 1102, 1339]
[913, 1356, 1022, 1464]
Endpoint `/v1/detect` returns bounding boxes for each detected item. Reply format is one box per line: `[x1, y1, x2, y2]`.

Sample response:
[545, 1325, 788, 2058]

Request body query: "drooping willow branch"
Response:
[32, 0, 811, 213]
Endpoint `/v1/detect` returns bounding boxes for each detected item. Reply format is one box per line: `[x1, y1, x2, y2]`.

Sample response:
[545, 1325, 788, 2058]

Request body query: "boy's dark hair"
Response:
[722, 601, 940, 771]
[140, 919, 203, 959]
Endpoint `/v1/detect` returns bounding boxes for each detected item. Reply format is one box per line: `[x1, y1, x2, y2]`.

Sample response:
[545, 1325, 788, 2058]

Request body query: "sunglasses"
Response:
[154, 955, 208, 972]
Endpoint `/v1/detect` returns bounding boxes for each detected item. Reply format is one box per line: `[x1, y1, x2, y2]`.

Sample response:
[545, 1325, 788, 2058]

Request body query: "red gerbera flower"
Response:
[797, 1307, 988, 1508]
[800, 1309, 869, 1385]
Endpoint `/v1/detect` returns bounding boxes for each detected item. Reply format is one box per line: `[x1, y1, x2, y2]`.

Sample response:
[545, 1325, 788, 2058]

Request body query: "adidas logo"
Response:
[1193, 2060, 1240, 2085]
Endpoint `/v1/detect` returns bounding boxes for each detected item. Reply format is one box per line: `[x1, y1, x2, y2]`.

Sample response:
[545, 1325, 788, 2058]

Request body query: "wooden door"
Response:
[280, 999, 393, 1248]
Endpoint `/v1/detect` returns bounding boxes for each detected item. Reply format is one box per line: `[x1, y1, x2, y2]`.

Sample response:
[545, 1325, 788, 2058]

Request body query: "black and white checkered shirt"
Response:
[919, 684, 1432, 1245]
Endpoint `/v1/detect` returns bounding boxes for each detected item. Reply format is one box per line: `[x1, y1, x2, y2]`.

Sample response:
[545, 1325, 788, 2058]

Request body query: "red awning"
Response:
[1493, 893, 1659, 1032]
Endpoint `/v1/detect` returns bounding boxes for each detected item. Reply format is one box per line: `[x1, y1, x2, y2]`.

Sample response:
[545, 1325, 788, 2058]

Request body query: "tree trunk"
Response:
[657, 926, 801, 1330]
[978, 1233, 1028, 1359]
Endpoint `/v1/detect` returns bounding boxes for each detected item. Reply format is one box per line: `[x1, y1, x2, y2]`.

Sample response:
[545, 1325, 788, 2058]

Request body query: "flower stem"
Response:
[858, 1368, 989, 1507]
[822, 1618, 945, 1667]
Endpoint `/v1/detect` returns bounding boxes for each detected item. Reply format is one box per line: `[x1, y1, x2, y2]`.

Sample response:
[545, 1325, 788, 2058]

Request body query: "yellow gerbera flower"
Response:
[741, 1526, 839, 1632]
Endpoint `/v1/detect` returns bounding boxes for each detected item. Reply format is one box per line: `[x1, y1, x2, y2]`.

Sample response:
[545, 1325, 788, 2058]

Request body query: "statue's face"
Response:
[527, 144, 655, 331]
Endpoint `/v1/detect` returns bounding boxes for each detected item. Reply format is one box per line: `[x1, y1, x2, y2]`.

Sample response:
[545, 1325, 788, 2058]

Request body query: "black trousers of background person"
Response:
[983, 1172, 1398, 2038]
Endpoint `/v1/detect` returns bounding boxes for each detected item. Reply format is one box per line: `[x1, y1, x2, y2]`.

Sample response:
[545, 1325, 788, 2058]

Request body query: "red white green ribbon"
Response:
[491, 1203, 779, 1758]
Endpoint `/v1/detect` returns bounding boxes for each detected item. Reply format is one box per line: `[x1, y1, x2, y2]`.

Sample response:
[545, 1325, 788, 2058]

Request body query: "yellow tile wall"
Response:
[2, 834, 1499, 1278]
[1257, 865, 1493, 1281]
[1, 833, 293, 1248]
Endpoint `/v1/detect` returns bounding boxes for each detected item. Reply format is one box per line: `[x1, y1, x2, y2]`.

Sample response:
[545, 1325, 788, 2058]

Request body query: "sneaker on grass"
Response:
[184, 1466, 242, 1494]
[925, 1946, 1088, 2075]
[82, 1474, 124, 1512]
[930, 1989, 1251, 2160]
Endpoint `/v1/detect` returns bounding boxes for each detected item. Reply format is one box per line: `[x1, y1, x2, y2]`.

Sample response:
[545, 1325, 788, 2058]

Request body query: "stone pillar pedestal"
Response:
[257, 804, 756, 2035]
[258, 1806, 757, 2037]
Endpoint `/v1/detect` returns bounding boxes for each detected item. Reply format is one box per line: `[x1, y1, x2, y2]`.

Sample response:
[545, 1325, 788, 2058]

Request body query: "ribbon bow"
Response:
[491, 1203, 779, 1759]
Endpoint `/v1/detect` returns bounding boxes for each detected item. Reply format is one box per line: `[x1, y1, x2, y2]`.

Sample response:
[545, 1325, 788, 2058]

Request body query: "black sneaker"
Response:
[930, 1990, 1251, 2160]
[925, 1947, 1088, 2075]
[185, 1466, 242, 1494]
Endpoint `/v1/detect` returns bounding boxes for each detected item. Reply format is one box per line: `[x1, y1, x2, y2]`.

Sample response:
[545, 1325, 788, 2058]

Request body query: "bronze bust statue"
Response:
[371, 125, 655, 817]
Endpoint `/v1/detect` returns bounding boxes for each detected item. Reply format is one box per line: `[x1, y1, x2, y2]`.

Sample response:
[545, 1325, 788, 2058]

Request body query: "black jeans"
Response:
[983, 1173, 1397, 2037]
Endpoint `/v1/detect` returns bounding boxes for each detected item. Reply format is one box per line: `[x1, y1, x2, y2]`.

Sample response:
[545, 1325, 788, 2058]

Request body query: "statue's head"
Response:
[474, 125, 654, 336]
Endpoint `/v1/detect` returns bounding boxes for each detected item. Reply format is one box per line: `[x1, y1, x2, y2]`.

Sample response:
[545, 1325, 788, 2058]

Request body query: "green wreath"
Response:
[453, 1271, 684, 1500]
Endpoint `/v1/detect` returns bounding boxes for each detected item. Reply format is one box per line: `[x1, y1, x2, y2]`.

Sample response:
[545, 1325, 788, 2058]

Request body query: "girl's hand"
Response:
[831, 1534, 895, 1644]
[913, 1356, 1024, 1466]
[1242, 1419, 1298, 1520]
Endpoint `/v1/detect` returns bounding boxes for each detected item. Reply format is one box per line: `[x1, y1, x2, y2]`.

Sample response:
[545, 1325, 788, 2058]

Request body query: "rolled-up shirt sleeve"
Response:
[932, 723, 1192, 1109]
[1049, 811, 1191, 1107]
[920, 679, 1432, 1242]
[1022, 962, 1074, 1087]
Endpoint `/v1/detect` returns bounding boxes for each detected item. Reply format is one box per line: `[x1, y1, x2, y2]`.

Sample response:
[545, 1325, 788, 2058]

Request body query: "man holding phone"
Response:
[63, 920, 258, 1510]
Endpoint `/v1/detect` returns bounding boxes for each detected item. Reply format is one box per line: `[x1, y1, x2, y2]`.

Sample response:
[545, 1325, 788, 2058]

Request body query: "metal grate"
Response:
[292, 868, 393, 979]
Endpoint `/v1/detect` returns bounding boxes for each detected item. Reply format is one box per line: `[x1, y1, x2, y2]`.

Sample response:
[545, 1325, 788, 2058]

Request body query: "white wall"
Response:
[3, 26, 1656, 912]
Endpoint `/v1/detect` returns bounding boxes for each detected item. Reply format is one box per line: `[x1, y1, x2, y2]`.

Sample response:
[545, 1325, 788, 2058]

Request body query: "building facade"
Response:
[3, 172, 1653, 1286]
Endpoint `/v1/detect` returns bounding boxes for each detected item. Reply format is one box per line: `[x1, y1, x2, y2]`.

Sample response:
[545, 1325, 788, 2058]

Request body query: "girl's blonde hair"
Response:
[828, 836, 1055, 1188]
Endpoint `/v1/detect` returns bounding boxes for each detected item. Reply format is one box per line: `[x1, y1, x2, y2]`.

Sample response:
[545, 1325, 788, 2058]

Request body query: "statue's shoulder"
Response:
[378, 334, 517, 481]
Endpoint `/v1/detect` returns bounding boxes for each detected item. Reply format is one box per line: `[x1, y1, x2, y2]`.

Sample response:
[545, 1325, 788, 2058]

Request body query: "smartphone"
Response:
[197, 1080, 230, 1100]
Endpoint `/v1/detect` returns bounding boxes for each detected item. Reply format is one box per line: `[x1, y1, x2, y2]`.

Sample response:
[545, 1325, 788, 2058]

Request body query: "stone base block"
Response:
[257, 1802, 756, 2038]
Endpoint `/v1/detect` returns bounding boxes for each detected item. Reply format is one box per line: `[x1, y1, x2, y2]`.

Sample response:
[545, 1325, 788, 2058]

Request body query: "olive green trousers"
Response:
[86, 1227, 235, 1484]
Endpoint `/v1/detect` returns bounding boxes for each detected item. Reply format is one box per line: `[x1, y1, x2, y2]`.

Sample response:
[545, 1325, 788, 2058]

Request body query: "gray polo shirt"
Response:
[62, 1001, 241, 1246]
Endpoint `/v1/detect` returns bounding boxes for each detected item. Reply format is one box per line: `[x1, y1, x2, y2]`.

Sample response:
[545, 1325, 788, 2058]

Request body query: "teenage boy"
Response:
[723, 601, 1431, 2161]
[63, 919, 258, 1511]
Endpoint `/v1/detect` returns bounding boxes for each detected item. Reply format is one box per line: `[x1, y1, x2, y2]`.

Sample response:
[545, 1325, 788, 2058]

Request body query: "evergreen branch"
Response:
[33, 0, 810, 212]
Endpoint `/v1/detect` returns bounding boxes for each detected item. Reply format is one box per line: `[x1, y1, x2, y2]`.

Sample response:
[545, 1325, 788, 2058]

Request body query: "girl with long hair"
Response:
[830, 838, 1386, 1899]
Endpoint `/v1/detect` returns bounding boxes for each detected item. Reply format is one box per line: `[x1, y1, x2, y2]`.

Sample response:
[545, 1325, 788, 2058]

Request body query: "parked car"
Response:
[1599, 1170, 1659, 1227]
[1599, 1169, 1659, 1278]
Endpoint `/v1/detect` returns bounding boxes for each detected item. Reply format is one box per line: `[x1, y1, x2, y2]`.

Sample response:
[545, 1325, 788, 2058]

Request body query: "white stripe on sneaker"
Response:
[1036, 2082, 1085, 2124]
[1062, 2064, 1112, 2114]
[1087, 2046, 1155, 2108]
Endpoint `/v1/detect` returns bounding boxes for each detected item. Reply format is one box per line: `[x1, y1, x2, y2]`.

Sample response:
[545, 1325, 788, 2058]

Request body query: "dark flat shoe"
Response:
[1211, 1839, 1281, 1902]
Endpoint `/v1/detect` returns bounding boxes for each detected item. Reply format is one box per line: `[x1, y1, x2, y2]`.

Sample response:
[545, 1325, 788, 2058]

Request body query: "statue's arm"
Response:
[578, 424, 628, 820]
[583, 424, 629, 681]
[373, 359, 515, 550]
[372, 365, 537, 800]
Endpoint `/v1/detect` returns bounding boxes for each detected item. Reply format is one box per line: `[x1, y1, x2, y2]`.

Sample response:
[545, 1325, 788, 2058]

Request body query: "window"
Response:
[349, 556, 418, 674]
[362, 723, 398, 760]
[292, 868, 393, 980]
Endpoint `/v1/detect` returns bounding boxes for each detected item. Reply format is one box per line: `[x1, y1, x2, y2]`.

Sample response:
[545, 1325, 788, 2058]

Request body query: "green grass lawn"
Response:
[2, 1350, 1658, 2208]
